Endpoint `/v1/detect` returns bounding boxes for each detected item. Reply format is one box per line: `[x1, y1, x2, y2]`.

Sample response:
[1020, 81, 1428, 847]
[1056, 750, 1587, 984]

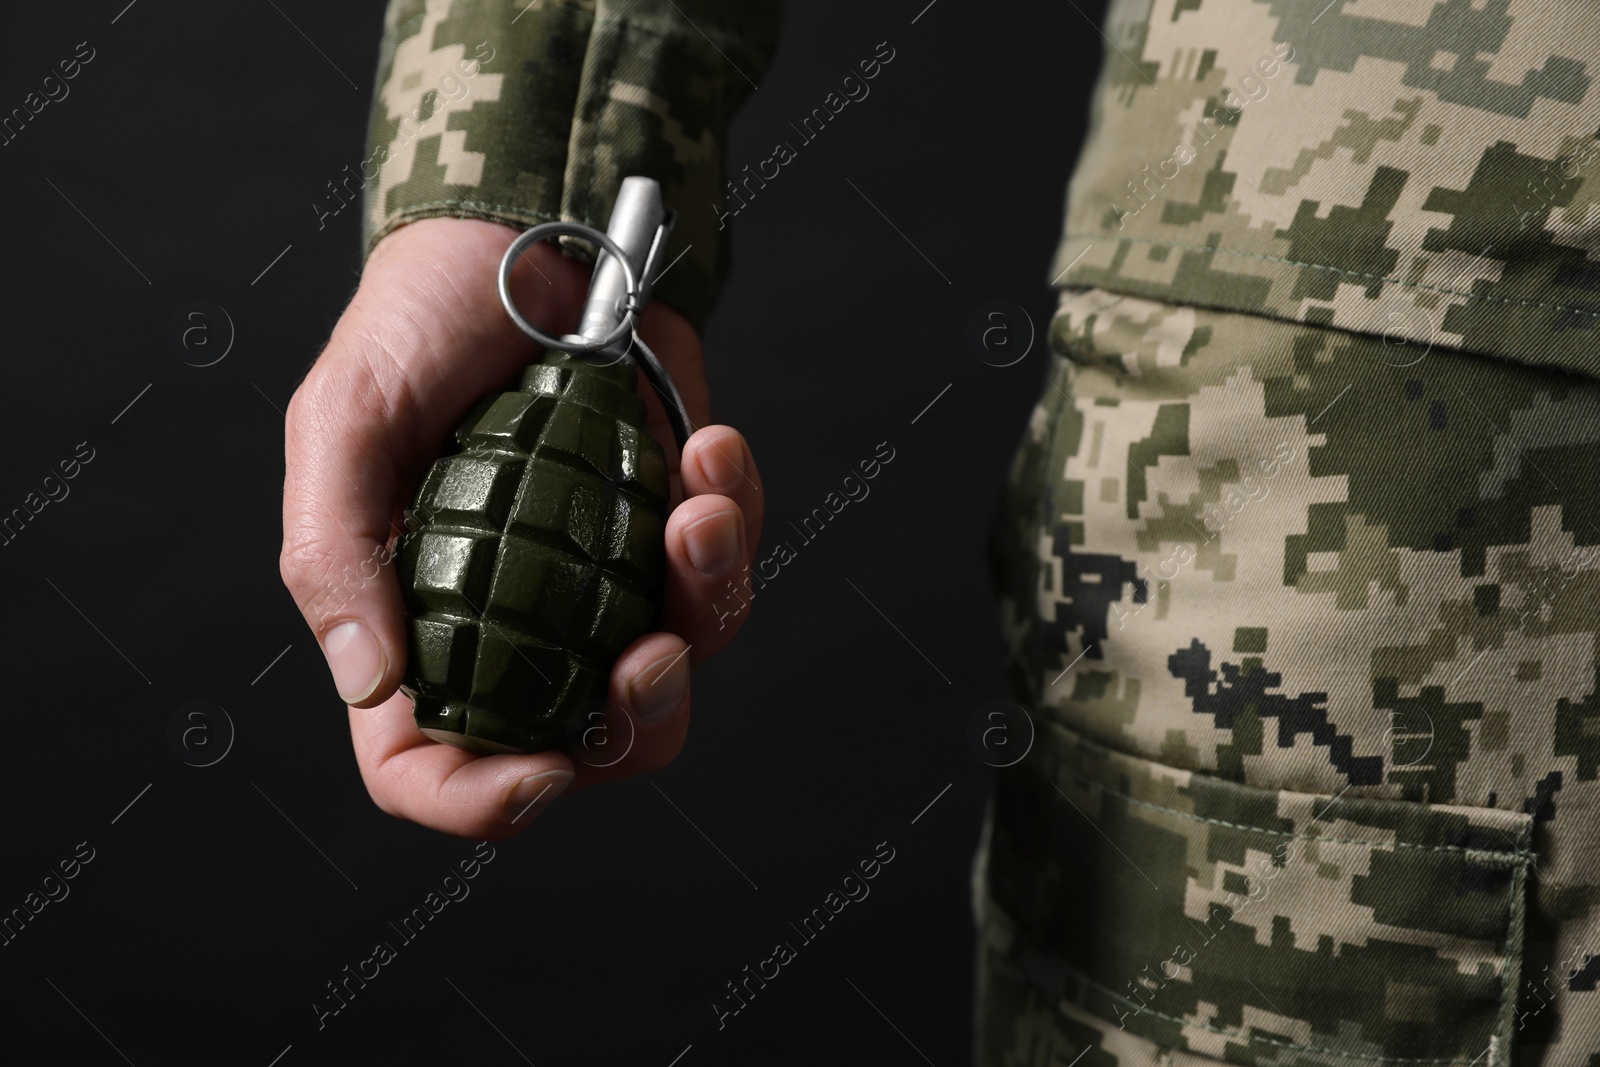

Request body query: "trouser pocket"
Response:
[974, 717, 1533, 1067]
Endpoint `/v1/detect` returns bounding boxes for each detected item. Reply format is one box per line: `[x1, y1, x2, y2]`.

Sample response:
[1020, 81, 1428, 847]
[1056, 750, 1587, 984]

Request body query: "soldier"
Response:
[275, 2, 1600, 1065]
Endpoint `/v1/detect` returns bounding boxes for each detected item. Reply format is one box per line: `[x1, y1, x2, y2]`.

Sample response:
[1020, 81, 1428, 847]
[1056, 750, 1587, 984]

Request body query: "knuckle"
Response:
[361, 766, 419, 826]
[278, 530, 334, 597]
[278, 531, 365, 626]
[369, 760, 456, 832]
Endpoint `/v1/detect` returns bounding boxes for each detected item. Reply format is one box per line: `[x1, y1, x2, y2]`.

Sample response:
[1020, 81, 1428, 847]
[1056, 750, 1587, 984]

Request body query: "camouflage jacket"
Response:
[360, 0, 784, 334]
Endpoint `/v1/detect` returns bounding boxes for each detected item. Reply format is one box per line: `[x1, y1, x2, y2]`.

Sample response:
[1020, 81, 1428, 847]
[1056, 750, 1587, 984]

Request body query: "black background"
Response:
[0, 0, 1103, 1063]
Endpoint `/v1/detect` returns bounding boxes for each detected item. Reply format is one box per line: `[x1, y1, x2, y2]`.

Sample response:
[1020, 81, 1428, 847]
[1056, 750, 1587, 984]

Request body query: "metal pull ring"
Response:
[495, 218, 696, 451]
[497, 221, 640, 355]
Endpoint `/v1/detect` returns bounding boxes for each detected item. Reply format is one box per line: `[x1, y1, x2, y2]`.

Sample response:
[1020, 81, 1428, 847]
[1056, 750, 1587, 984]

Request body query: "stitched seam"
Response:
[1108, 788, 1530, 859]
[373, 202, 602, 231]
[366, 204, 577, 258]
[1062, 232, 1600, 321]
[1036, 722, 1534, 857]
[1082, 964, 1499, 1064]
[984, 894, 1516, 1066]
[1494, 862, 1528, 1066]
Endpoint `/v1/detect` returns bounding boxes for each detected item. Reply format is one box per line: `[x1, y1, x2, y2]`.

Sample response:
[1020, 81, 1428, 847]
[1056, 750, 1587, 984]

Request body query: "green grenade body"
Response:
[395, 351, 669, 754]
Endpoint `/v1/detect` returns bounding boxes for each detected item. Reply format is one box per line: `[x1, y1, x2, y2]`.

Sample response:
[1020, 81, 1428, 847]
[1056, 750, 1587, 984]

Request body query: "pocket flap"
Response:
[979, 718, 1533, 1065]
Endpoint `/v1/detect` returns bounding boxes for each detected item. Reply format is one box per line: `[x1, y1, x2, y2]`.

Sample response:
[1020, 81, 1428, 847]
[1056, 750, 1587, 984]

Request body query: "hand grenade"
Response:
[395, 178, 693, 755]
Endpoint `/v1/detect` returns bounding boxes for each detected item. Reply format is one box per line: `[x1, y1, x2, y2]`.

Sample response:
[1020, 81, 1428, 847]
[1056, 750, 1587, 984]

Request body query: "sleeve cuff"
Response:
[360, 0, 783, 333]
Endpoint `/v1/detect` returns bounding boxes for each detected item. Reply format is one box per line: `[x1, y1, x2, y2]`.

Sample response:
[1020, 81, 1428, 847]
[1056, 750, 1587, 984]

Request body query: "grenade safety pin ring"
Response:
[497, 222, 639, 356]
[494, 207, 694, 450]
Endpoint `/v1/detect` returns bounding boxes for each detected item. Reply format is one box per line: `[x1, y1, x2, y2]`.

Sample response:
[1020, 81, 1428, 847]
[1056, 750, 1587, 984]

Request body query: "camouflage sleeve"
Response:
[358, 0, 784, 333]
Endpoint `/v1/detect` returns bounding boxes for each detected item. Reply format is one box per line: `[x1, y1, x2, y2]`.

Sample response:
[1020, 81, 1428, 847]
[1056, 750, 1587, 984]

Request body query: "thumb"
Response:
[281, 367, 406, 710]
[279, 351, 409, 706]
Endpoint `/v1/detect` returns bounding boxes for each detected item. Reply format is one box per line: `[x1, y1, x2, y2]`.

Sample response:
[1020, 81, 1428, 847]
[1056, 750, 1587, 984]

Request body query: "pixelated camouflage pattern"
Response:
[975, 722, 1532, 1065]
[361, 0, 783, 332]
[1050, 0, 1600, 381]
[983, 287, 1600, 1065]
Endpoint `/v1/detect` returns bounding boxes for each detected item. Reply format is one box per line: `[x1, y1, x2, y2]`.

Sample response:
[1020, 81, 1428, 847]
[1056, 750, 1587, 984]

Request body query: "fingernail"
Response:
[630, 650, 690, 722]
[683, 509, 739, 575]
[323, 620, 385, 703]
[699, 435, 745, 494]
[504, 770, 574, 825]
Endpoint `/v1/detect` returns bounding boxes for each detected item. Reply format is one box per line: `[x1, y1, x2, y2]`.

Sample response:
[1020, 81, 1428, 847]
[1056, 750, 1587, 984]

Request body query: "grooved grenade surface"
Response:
[396, 352, 670, 754]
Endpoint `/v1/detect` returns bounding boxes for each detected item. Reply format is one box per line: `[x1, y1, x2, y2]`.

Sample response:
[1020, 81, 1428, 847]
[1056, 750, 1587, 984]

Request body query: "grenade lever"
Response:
[497, 177, 695, 451]
[575, 176, 673, 350]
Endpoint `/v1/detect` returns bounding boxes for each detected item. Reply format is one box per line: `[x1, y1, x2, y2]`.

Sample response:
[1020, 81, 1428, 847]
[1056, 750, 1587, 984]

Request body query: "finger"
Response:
[280, 219, 585, 708]
[680, 426, 764, 559]
[280, 379, 408, 708]
[348, 690, 578, 840]
[566, 633, 693, 793]
[658, 492, 752, 660]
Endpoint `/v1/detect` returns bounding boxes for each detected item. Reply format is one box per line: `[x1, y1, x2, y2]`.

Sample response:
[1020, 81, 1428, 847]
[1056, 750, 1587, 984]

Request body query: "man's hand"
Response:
[279, 217, 763, 839]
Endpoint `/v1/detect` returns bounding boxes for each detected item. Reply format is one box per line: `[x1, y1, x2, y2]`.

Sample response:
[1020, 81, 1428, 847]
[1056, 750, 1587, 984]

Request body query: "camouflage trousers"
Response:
[977, 288, 1600, 1067]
